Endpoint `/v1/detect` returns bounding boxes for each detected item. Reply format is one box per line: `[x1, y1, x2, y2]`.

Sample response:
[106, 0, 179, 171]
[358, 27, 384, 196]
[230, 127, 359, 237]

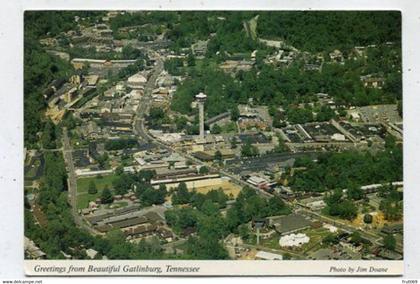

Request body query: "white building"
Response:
[279, 233, 310, 247]
[255, 251, 283, 260]
[331, 133, 346, 141]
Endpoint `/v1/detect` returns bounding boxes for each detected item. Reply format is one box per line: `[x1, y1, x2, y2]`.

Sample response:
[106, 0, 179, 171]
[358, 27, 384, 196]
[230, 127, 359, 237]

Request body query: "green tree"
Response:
[185, 235, 229, 259]
[211, 124, 222, 134]
[136, 183, 167, 206]
[187, 52, 195, 66]
[200, 200, 219, 216]
[199, 166, 209, 175]
[347, 183, 364, 200]
[41, 120, 57, 149]
[363, 213, 373, 224]
[112, 174, 133, 195]
[172, 182, 191, 205]
[238, 224, 250, 241]
[241, 141, 259, 157]
[383, 234, 396, 251]
[101, 186, 113, 204]
[88, 181, 97, 195]
[323, 233, 339, 245]
[230, 105, 240, 121]
[267, 196, 287, 215]
[350, 231, 362, 245]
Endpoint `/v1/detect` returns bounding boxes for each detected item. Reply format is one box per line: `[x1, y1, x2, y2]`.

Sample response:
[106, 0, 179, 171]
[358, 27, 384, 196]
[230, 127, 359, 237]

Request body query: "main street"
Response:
[132, 60, 274, 198]
[131, 52, 395, 249]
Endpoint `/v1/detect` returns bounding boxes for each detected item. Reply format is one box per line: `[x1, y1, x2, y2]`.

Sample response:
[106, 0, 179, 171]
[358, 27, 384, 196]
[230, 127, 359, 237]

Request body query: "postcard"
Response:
[23, 10, 403, 276]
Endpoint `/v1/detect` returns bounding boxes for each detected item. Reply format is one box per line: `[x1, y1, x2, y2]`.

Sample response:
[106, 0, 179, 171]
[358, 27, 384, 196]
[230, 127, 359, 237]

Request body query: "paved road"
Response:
[130, 55, 398, 254]
[62, 127, 98, 235]
[132, 62, 273, 199]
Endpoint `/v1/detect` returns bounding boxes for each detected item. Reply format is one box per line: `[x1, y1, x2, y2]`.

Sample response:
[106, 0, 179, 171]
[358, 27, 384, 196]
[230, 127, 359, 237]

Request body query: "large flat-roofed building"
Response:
[127, 73, 147, 89]
[268, 213, 312, 235]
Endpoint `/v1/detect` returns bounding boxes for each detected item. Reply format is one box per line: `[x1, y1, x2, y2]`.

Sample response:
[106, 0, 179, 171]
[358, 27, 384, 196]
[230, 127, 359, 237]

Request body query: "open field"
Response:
[76, 174, 119, 209]
[191, 180, 242, 199]
[76, 174, 118, 193]
[77, 191, 129, 210]
[77, 192, 101, 209]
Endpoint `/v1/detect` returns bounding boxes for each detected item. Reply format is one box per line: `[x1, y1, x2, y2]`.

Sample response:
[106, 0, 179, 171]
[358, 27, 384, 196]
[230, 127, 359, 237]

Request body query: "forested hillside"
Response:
[24, 11, 402, 143]
[257, 11, 401, 52]
[24, 12, 105, 147]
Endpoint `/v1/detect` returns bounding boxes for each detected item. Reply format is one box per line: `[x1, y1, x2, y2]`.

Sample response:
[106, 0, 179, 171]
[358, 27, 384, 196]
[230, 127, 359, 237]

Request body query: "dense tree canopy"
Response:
[290, 144, 403, 193]
[257, 11, 401, 52]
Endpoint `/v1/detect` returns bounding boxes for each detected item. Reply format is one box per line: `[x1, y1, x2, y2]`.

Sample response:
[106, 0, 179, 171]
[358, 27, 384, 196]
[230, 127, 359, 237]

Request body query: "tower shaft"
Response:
[198, 102, 205, 138]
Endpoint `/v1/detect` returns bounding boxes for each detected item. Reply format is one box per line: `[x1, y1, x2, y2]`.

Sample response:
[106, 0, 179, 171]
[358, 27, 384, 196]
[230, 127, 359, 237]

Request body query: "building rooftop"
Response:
[255, 250, 283, 260]
[196, 92, 207, 100]
[269, 213, 312, 235]
[128, 73, 147, 84]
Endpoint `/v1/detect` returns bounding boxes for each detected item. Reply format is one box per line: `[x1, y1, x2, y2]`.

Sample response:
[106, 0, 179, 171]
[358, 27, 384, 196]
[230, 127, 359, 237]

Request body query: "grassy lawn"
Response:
[77, 191, 129, 210]
[259, 233, 281, 249]
[77, 192, 101, 209]
[76, 174, 120, 209]
[300, 228, 331, 254]
[76, 174, 118, 193]
[26, 159, 41, 177]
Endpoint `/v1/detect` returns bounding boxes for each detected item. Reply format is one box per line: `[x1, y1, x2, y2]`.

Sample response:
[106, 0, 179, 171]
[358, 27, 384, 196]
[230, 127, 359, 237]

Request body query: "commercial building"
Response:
[268, 214, 312, 235]
[127, 73, 147, 89]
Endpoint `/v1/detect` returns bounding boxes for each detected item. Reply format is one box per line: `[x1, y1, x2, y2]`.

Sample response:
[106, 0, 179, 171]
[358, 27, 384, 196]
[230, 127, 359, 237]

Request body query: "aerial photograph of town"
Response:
[24, 11, 403, 261]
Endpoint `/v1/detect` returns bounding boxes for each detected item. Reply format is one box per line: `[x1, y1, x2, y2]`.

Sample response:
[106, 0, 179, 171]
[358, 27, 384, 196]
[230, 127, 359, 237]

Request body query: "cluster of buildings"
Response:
[280, 121, 349, 144]
[257, 38, 300, 68]
[67, 69, 154, 176]
[237, 104, 272, 131]
[71, 58, 138, 77]
[125, 149, 187, 173]
[151, 71, 178, 108]
[278, 115, 399, 152]
[235, 207, 403, 261]
[43, 73, 102, 123]
[70, 22, 115, 52]
[86, 206, 175, 243]
[80, 191, 141, 216]
[30, 12, 405, 262]
[219, 59, 255, 75]
[40, 13, 123, 55]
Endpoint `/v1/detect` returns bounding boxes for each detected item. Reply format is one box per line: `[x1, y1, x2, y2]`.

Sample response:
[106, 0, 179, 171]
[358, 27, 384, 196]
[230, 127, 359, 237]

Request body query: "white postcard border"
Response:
[24, 260, 403, 276]
[1, 0, 420, 279]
